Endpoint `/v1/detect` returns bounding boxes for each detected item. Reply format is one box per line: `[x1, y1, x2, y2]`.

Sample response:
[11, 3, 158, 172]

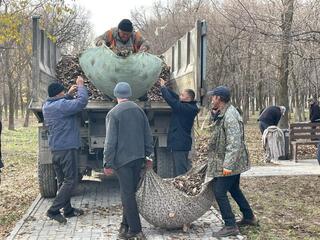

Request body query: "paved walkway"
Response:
[243, 159, 320, 177]
[6, 176, 243, 240]
[7, 160, 319, 240]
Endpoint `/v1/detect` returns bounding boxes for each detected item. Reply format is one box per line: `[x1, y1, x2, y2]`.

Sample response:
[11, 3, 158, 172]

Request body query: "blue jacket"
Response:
[42, 86, 88, 151]
[160, 86, 199, 151]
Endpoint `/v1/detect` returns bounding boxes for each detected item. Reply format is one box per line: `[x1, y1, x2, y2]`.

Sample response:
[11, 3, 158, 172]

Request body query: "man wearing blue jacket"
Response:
[42, 76, 88, 224]
[160, 78, 199, 177]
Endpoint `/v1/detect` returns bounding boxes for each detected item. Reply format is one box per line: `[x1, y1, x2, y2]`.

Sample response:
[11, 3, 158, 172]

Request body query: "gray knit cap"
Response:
[113, 82, 132, 99]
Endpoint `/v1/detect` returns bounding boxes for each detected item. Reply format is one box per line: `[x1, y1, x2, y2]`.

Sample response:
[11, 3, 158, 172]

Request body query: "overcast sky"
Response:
[76, 0, 154, 35]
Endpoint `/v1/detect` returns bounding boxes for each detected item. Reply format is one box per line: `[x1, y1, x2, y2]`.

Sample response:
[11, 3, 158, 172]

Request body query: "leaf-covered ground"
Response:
[0, 123, 38, 239]
[0, 117, 319, 239]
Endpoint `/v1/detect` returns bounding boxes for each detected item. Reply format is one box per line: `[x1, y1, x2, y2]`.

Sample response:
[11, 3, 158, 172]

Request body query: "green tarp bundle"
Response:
[79, 46, 163, 99]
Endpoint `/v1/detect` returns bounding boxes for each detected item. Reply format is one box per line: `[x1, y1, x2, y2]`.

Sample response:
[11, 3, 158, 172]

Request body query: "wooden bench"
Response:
[289, 122, 320, 162]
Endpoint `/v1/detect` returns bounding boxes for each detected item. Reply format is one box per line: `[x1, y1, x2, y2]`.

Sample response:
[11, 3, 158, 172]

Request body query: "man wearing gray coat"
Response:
[103, 82, 153, 240]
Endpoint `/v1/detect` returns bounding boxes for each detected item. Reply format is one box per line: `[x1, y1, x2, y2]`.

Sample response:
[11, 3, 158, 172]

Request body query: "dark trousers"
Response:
[213, 174, 254, 226]
[115, 158, 144, 234]
[171, 151, 190, 177]
[259, 121, 269, 134]
[48, 149, 79, 215]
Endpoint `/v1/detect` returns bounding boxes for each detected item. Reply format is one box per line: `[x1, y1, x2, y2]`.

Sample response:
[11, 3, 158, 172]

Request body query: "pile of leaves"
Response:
[193, 135, 210, 166]
[55, 54, 170, 102]
[56, 55, 107, 100]
[172, 171, 206, 196]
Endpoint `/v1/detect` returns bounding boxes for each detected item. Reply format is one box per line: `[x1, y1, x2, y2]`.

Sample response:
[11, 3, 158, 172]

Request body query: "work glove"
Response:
[139, 46, 148, 52]
[103, 168, 113, 176]
[223, 168, 232, 176]
[145, 156, 153, 168]
[95, 39, 105, 47]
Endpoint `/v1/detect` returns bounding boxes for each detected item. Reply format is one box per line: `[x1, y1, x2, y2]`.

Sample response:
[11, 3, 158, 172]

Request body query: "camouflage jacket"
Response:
[206, 103, 250, 179]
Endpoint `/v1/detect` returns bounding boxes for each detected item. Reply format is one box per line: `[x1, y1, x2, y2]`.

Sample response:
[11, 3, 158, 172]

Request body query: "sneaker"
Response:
[125, 231, 147, 240]
[46, 211, 67, 224]
[212, 225, 240, 237]
[63, 208, 84, 218]
[237, 216, 259, 227]
[117, 224, 129, 239]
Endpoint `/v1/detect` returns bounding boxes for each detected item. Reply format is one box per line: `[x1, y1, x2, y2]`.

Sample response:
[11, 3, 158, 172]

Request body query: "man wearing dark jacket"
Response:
[42, 76, 88, 224]
[160, 78, 199, 177]
[258, 105, 286, 134]
[308, 98, 320, 122]
[103, 82, 153, 240]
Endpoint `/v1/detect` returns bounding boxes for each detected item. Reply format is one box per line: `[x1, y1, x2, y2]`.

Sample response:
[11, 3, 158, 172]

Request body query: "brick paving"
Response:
[7, 176, 243, 240]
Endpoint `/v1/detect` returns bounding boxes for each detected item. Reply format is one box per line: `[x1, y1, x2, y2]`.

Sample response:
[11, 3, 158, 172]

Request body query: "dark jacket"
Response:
[310, 103, 320, 122]
[42, 86, 88, 151]
[160, 87, 199, 151]
[258, 106, 281, 126]
[103, 101, 153, 169]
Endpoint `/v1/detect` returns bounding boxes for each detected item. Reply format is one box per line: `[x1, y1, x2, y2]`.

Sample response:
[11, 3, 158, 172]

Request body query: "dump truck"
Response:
[30, 16, 207, 198]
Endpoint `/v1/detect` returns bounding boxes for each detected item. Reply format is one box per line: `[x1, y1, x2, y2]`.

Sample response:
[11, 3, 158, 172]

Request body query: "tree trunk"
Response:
[23, 72, 31, 127]
[3, 84, 8, 120]
[4, 46, 15, 130]
[278, 0, 294, 129]
[19, 80, 24, 117]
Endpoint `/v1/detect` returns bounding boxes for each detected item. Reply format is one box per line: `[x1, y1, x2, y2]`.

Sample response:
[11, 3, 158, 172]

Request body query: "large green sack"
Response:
[79, 46, 163, 99]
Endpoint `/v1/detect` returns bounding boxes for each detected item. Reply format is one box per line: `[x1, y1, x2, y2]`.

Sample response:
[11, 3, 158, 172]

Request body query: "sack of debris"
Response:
[136, 164, 214, 229]
[79, 46, 163, 99]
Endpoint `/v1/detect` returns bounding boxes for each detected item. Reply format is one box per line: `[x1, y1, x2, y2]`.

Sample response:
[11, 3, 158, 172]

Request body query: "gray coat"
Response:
[103, 101, 153, 169]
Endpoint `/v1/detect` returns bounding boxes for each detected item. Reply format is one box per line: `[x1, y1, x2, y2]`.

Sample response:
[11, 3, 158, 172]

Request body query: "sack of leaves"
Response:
[136, 164, 214, 229]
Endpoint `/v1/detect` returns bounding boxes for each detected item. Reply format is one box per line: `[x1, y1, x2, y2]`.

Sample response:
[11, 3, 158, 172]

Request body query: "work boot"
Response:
[117, 224, 129, 239]
[237, 216, 259, 227]
[124, 231, 147, 240]
[46, 211, 67, 224]
[212, 225, 240, 238]
[63, 208, 84, 218]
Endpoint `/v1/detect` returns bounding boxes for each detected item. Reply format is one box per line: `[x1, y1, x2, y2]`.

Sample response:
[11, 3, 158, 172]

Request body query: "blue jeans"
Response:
[213, 174, 254, 226]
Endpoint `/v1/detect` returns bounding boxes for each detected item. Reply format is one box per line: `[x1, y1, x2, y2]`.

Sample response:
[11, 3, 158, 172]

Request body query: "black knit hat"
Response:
[207, 86, 231, 102]
[48, 82, 65, 97]
[118, 19, 133, 32]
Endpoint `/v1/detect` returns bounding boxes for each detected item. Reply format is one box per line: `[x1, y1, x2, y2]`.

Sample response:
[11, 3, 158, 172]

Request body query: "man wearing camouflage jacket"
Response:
[206, 86, 258, 238]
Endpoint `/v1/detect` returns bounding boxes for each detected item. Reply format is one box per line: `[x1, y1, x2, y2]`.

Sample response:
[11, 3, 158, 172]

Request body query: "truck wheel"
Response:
[38, 163, 57, 198]
[155, 147, 174, 178]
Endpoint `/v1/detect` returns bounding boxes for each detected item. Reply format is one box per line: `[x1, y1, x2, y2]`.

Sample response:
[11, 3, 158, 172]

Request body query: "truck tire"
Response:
[156, 147, 174, 178]
[38, 163, 57, 198]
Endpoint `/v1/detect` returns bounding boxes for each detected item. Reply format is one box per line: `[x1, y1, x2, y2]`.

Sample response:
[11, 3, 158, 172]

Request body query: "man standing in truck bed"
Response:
[42, 76, 88, 224]
[95, 19, 149, 54]
[160, 78, 199, 177]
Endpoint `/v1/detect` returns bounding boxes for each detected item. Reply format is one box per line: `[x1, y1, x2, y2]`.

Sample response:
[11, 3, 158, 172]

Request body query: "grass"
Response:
[0, 121, 38, 239]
